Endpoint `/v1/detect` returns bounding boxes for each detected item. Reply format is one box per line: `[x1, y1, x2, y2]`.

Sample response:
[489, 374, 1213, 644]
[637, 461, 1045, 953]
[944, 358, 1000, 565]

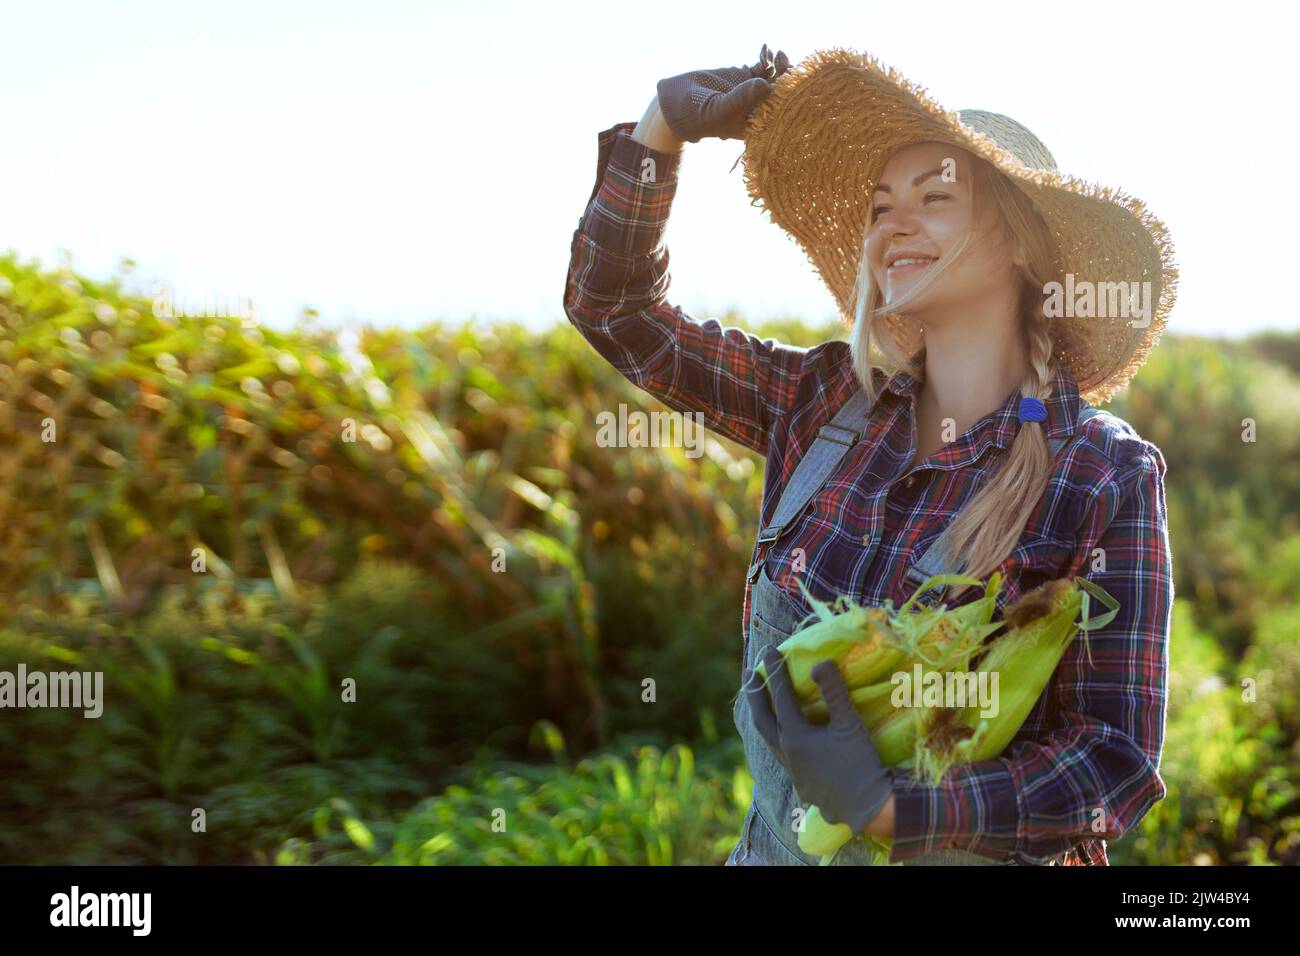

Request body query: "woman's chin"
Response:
[884, 288, 934, 314]
[886, 278, 926, 303]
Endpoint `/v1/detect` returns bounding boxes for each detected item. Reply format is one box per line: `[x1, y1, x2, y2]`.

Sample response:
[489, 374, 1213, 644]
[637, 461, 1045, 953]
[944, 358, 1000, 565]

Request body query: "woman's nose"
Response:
[879, 219, 918, 247]
[873, 205, 917, 236]
[888, 206, 920, 235]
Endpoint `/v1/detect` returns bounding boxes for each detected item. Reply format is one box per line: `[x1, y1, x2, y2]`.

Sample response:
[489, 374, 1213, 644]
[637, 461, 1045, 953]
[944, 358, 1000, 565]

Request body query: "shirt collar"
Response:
[882, 363, 1085, 456]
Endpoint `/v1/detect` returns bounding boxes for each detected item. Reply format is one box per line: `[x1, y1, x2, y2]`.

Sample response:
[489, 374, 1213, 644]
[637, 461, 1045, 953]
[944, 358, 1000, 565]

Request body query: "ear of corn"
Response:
[914, 575, 1120, 784]
[753, 602, 902, 704]
[796, 808, 894, 865]
[799, 806, 853, 857]
[751, 573, 911, 701]
[869, 706, 922, 766]
[771, 573, 1120, 863]
[802, 677, 896, 726]
[753, 573, 992, 709]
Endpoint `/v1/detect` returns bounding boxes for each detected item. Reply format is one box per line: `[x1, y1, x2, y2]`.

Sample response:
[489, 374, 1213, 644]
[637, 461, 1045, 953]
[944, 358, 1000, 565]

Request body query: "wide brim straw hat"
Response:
[741, 47, 1178, 405]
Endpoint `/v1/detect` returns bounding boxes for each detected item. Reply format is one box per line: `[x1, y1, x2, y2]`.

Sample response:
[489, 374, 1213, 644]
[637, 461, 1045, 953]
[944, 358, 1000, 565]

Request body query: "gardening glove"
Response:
[746, 646, 894, 837]
[655, 43, 791, 143]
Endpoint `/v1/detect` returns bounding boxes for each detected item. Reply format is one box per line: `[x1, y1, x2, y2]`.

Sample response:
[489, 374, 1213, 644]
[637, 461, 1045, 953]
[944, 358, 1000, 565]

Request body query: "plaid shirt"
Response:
[564, 121, 1173, 867]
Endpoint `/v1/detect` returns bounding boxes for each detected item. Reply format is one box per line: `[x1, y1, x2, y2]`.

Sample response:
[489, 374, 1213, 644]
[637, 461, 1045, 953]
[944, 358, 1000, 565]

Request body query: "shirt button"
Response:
[861, 534, 871, 546]
[905, 475, 917, 489]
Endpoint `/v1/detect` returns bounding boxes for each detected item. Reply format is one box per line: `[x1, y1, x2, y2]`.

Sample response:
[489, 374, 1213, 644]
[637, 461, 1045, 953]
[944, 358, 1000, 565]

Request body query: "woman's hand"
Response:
[654, 43, 790, 143]
[747, 647, 894, 837]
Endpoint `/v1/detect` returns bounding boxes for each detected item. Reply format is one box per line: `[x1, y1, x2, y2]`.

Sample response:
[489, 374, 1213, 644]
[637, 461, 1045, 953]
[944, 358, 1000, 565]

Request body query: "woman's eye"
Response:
[871, 194, 946, 221]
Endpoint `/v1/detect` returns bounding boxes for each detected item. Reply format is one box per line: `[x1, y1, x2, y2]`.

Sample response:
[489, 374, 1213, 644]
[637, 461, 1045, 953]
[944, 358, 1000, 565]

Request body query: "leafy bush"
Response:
[1, 254, 1298, 864]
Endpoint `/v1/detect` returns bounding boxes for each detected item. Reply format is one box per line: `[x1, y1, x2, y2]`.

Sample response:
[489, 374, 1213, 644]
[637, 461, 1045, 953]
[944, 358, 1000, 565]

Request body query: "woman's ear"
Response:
[1010, 239, 1029, 272]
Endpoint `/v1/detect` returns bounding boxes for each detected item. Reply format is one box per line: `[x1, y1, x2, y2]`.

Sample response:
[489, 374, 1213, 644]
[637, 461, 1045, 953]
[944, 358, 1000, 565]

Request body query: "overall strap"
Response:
[904, 404, 1104, 595]
[747, 387, 873, 579]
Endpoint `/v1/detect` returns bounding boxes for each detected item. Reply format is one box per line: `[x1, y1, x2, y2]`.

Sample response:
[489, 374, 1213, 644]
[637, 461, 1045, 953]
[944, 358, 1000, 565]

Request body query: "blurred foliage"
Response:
[275, 731, 751, 866]
[0, 254, 1296, 864]
[1108, 335, 1300, 656]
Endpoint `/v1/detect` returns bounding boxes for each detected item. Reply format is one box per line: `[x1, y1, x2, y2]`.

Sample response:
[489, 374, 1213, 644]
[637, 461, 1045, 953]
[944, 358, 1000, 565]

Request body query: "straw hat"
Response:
[741, 48, 1178, 404]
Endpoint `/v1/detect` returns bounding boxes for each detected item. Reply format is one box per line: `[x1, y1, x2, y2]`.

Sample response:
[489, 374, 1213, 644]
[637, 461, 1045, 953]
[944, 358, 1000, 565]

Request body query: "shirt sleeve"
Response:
[887, 447, 1173, 865]
[563, 121, 829, 456]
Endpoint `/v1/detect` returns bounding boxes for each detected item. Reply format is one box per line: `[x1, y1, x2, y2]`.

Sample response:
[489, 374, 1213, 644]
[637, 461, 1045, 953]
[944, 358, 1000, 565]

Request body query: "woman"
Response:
[563, 45, 1176, 866]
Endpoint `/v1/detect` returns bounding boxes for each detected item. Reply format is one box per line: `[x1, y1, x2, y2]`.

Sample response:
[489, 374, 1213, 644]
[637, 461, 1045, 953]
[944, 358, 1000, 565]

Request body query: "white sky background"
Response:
[1, 0, 1295, 337]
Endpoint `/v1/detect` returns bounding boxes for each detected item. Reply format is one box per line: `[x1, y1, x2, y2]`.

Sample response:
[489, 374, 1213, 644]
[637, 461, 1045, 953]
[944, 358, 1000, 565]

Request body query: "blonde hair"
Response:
[847, 149, 1061, 590]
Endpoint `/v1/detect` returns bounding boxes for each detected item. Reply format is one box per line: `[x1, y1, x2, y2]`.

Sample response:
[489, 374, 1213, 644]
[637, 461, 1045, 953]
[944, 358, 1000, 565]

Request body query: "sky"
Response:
[1, 0, 1295, 338]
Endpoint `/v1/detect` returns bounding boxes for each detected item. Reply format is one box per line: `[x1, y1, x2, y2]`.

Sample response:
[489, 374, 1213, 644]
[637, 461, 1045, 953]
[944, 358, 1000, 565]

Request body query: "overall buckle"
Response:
[817, 423, 860, 448]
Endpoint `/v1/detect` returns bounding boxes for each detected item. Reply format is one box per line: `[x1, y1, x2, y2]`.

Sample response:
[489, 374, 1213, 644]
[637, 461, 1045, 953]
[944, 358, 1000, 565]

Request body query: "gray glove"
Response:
[747, 646, 895, 837]
[656, 43, 791, 143]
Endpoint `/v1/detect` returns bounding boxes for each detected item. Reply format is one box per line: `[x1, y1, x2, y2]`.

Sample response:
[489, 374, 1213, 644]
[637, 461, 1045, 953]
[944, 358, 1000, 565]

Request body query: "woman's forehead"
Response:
[878, 141, 971, 183]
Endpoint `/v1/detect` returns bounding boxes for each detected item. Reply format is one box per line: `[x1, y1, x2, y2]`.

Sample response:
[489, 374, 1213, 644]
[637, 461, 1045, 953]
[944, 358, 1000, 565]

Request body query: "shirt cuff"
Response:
[887, 764, 1021, 863]
[579, 121, 683, 259]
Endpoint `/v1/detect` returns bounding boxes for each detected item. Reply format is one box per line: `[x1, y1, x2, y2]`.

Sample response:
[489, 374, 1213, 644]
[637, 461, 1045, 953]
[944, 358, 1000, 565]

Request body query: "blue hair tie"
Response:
[1018, 397, 1048, 423]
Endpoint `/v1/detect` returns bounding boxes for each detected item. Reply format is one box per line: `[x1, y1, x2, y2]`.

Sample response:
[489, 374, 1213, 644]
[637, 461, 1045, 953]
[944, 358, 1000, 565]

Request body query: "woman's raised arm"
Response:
[562, 50, 847, 457]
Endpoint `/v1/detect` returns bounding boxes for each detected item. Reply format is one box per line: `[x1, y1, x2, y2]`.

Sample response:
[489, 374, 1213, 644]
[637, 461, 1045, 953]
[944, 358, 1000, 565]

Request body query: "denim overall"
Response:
[725, 386, 1100, 866]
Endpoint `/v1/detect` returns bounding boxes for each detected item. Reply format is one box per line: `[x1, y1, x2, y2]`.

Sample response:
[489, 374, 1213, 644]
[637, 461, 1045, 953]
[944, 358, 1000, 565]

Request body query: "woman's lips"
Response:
[887, 258, 936, 275]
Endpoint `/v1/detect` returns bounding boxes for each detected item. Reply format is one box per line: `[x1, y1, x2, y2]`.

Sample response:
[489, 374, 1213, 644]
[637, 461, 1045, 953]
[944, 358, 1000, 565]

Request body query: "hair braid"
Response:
[1024, 294, 1056, 399]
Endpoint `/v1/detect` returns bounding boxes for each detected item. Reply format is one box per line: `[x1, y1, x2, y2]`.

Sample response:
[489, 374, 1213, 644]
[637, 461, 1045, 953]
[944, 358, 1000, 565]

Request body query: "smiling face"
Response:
[865, 142, 1019, 322]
